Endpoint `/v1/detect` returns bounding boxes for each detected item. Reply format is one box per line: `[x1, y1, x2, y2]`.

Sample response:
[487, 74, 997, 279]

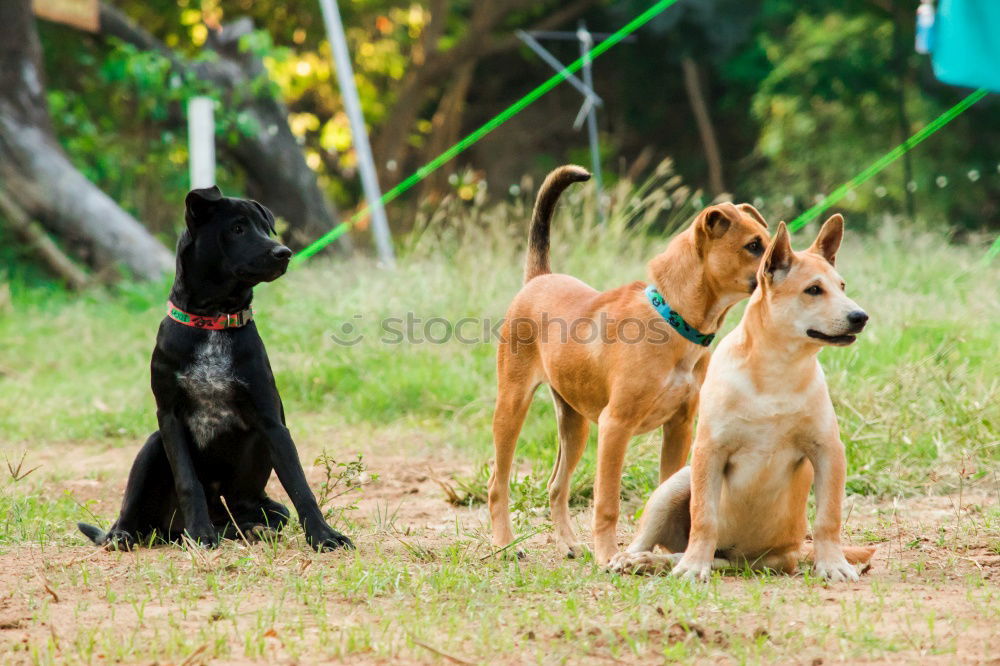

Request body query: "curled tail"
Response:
[77, 522, 107, 545]
[524, 165, 591, 283]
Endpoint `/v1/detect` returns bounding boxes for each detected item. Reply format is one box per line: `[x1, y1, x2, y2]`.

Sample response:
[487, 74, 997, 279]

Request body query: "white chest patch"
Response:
[177, 332, 247, 448]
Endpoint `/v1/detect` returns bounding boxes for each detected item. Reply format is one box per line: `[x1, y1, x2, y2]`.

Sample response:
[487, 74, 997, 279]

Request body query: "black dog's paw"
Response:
[307, 527, 354, 552]
[244, 524, 281, 543]
[185, 528, 220, 549]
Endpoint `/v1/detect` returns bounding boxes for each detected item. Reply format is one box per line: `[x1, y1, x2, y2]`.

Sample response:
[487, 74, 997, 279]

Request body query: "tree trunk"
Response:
[96, 4, 350, 253]
[681, 56, 726, 197]
[0, 191, 89, 290]
[0, 0, 173, 281]
[418, 61, 476, 202]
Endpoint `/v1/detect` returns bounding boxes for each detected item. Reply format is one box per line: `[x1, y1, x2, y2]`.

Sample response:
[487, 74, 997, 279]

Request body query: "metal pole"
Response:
[318, 0, 396, 267]
[188, 96, 216, 189]
[515, 30, 603, 108]
[577, 22, 603, 219]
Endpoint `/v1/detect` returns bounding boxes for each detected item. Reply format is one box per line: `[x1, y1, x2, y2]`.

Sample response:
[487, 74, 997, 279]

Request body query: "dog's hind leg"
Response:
[257, 497, 291, 530]
[244, 497, 290, 539]
[219, 497, 290, 542]
[630, 466, 692, 554]
[488, 367, 539, 551]
[78, 431, 178, 549]
[547, 388, 590, 558]
[218, 434, 291, 542]
[607, 467, 692, 572]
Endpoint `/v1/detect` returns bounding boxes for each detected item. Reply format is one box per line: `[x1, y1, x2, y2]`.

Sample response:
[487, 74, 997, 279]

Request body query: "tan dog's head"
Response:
[690, 202, 771, 295]
[756, 215, 868, 346]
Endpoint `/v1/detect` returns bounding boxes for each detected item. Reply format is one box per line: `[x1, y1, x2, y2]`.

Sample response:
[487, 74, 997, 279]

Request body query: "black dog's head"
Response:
[182, 186, 291, 285]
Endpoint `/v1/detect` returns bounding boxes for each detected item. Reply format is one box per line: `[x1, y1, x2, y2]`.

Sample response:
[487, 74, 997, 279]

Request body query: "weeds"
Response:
[4, 451, 39, 482]
[314, 452, 373, 507]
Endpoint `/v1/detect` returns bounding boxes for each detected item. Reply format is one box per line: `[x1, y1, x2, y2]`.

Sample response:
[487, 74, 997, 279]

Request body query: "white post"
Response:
[318, 0, 396, 267]
[187, 96, 216, 189]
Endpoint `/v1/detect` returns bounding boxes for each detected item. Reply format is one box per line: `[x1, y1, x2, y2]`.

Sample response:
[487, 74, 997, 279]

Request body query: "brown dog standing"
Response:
[488, 165, 770, 564]
[609, 218, 875, 581]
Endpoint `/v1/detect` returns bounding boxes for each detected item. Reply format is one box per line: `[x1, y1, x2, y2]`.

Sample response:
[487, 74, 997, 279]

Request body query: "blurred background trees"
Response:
[2, 0, 998, 285]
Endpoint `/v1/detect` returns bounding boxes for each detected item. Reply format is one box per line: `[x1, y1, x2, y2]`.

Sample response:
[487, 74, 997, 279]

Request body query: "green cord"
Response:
[289, 4, 993, 266]
[788, 88, 989, 232]
[292, 0, 683, 264]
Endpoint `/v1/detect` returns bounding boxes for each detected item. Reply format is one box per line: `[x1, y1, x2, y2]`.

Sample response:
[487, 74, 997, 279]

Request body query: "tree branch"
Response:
[0, 190, 90, 289]
[98, 3, 178, 61]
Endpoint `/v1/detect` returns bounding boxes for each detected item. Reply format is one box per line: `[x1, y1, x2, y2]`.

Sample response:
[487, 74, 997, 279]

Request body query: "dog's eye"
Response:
[232, 223, 245, 235]
[744, 240, 762, 254]
[804, 285, 823, 296]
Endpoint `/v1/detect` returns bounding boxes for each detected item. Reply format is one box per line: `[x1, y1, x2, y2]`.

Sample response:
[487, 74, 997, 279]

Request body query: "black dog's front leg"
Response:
[261, 419, 353, 551]
[159, 410, 219, 547]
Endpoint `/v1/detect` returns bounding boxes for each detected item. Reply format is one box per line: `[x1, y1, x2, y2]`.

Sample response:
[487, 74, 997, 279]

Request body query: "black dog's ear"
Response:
[185, 186, 223, 229]
[251, 200, 276, 234]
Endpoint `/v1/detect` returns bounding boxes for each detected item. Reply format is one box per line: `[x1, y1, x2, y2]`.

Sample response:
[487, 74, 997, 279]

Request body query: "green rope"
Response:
[788, 88, 989, 232]
[292, 0, 682, 264]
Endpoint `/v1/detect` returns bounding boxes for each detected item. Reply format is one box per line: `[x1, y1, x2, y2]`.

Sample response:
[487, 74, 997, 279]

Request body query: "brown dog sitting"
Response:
[487, 165, 771, 564]
[609, 218, 875, 581]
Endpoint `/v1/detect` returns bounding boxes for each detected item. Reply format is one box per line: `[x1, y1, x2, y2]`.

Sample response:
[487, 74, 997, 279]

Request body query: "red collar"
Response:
[166, 301, 254, 330]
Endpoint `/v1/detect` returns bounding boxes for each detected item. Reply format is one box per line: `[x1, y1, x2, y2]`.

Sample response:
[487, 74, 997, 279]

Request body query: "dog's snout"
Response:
[847, 310, 869, 328]
[271, 246, 292, 260]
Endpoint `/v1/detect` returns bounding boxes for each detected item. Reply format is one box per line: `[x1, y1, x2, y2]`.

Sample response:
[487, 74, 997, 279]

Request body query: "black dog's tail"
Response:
[77, 522, 107, 545]
[524, 165, 591, 284]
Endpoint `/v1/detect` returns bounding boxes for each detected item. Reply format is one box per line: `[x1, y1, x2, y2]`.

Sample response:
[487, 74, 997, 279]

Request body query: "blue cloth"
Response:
[644, 285, 715, 347]
[932, 0, 1000, 92]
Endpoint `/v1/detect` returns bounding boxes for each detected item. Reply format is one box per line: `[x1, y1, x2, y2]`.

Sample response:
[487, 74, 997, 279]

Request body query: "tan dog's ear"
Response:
[737, 203, 768, 229]
[696, 204, 739, 251]
[761, 221, 793, 283]
[808, 214, 844, 265]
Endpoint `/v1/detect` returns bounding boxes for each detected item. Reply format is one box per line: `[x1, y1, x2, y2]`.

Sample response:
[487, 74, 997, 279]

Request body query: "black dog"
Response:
[78, 186, 352, 552]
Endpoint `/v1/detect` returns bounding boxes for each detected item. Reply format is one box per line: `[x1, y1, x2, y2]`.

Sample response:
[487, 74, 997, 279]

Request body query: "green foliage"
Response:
[725, 3, 1000, 229]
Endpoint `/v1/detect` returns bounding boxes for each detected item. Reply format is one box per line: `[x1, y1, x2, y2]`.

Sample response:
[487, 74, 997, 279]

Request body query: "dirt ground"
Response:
[1, 437, 998, 664]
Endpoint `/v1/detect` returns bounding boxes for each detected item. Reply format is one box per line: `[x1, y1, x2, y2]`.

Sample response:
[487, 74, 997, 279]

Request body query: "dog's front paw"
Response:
[306, 527, 354, 552]
[670, 556, 713, 582]
[813, 558, 859, 583]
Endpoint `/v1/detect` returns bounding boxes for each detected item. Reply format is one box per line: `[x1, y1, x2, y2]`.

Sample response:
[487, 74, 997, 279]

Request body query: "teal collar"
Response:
[645, 285, 715, 347]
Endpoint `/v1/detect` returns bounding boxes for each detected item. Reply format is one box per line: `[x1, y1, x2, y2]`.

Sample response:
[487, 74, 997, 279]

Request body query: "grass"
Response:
[0, 168, 998, 663]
